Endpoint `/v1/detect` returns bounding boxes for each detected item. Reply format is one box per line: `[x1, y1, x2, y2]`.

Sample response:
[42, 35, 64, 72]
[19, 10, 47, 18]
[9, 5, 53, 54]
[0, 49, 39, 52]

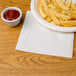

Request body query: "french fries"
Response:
[67, 0, 72, 8]
[38, 1, 47, 18]
[51, 15, 60, 25]
[46, 0, 52, 3]
[62, 0, 66, 3]
[46, 16, 52, 22]
[64, 20, 76, 27]
[71, 4, 76, 11]
[41, 0, 49, 15]
[48, 3, 55, 9]
[62, 10, 76, 15]
[38, 7, 47, 18]
[49, 9, 71, 20]
[53, 0, 61, 10]
[38, 0, 76, 27]
[56, 0, 69, 10]
[68, 14, 76, 19]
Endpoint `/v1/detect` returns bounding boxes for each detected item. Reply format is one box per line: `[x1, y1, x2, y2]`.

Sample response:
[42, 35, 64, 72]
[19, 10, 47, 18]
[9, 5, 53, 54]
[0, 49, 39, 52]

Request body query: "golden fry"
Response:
[41, 0, 49, 15]
[53, 0, 61, 10]
[59, 19, 64, 26]
[56, 0, 69, 10]
[62, 0, 66, 3]
[37, 0, 42, 7]
[67, 0, 72, 8]
[62, 10, 76, 14]
[49, 1, 61, 13]
[64, 20, 76, 27]
[68, 14, 76, 19]
[49, 9, 71, 20]
[46, 17, 52, 22]
[38, 2, 47, 19]
[46, 0, 52, 3]
[71, 4, 76, 11]
[48, 3, 55, 9]
[51, 15, 60, 25]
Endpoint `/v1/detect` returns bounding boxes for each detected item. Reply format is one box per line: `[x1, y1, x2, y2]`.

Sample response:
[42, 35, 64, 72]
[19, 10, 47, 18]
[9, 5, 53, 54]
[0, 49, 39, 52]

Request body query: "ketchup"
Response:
[4, 10, 20, 20]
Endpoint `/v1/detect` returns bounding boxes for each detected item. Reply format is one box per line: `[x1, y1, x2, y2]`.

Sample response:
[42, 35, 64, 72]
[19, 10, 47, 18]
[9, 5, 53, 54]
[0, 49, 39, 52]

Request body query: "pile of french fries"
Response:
[38, 0, 76, 27]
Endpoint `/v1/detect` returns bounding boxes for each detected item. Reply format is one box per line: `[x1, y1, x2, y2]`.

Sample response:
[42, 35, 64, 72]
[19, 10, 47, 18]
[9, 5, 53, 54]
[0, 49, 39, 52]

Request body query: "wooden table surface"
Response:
[0, 0, 76, 76]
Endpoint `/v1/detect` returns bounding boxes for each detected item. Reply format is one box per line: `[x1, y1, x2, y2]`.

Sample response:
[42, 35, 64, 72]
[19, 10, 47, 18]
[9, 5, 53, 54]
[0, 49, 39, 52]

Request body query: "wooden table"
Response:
[0, 0, 76, 76]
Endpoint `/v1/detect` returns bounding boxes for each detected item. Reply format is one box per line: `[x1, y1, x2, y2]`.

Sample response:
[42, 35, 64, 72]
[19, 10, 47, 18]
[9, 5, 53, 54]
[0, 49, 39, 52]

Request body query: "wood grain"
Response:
[0, 0, 76, 76]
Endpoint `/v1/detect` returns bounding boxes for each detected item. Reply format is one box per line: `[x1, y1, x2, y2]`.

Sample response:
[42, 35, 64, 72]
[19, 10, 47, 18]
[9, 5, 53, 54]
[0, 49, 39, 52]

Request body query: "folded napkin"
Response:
[16, 11, 74, 58]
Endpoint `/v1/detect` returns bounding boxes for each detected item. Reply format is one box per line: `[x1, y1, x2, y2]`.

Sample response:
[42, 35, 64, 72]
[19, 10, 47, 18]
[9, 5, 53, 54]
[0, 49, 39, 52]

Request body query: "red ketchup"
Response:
[4, 10, 20, 20]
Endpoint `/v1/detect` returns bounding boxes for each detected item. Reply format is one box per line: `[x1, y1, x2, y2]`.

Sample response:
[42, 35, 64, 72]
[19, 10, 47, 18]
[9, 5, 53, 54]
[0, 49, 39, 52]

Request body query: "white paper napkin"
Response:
[16, 11, 74, 58]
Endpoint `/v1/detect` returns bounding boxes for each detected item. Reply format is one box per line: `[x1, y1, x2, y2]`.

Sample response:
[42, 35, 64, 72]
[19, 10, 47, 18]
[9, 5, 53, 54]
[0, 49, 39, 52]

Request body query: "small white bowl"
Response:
[1, 7, 22, 26]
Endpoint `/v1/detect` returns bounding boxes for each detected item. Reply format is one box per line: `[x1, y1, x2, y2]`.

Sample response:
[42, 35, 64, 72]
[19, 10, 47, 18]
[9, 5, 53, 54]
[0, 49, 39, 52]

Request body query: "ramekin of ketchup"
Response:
[1, 7, 22, 26]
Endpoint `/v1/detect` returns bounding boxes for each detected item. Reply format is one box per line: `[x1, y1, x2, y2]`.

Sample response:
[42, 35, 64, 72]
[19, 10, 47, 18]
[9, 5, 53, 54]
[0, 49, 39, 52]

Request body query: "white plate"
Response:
[31, 0, 76, 32]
